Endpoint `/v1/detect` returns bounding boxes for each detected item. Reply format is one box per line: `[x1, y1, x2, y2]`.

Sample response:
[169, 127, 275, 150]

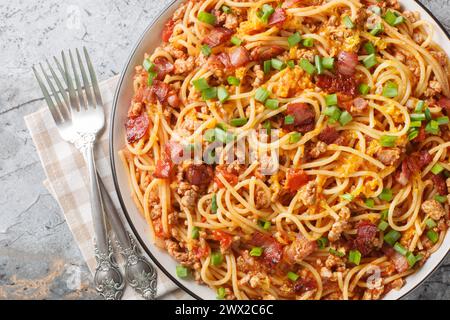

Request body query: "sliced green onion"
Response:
[425, 218, 437, 229]
[434, 195, 447, 204]
[315, 55, 323, 75]
[191, 226, 200, 239]
[410, 121, 422, 128]
[437, 116, 449, 125]
[317, 237, 328, 249]
[394, 242, 408, 256]
[204, 128, 216, 142]
[384, 229, 401, 246]
[322, 57, 334, 69]
[211, 194, 218, 213]
[365, 198, 375, 208]
[198, 11, 216, 25]
[271, 58, 285, 70]
[325, 94, 338, 106]
[426, 230, 439, 244]
[143, 58, 154, 72]
[217, 287, 226, 299]
[288, 32, 302, 47]
[201, 44, 212, 57]
[415, 100, 425, 112]
[339, 111, 353, 126]
[380, 209, 389, 220]
[329, 248, 345, 257]
[221, 5, 231, 13]
[255, 87, 270, 103]
[370, 22, 384, 36]
[230, 117, 248, 127]
[425, 120, 439, 135]
[265, 98, 279, 110]
[406, 252, 417, 267]
[284, 115, 295, 125]
[380, 135, 397, 147]
[230, 36, 243, 46]
[302, 38, 314, 47]
[359, 83, 370, 95]
[382, 82, 398, 98]
[287, 271, 299, 281]
[176, 265, 189, 278]
[259, 219, 271, 230]
[369, 5, 381, 16]
[259, 4, 275, 23]
[250, 247, 264, 257]
[410, 113, 426, 121]
[408, 129, 419, 141]
[202, 87, 218, 100]
[340, 193, 354, 201]
[263, 60, 272, 74]
[384, 10, 405, 26]
[193, 78, 209, 91]
[348, 250, 361, 265]
[262, 121, 271, 135]
[364, 42, 376, 54]
[214, 127, 234, 143]
[217, 86, 229, 103]
[216, 122, 228, 131]
[227, 76, 240, 86]
[211, 251, 224, 266]
[379, 188, 393, 202]
[431, 163, 444, 175]
[286, 60, 295, 69]
[424, 107, 432, 121]
[289, 132, 302, 144]
[363, 53, 378, 69]
[323, 106, 342, 121]
[147, 71, 157, 85]
[300, 59, 316, 75]
[343, 16, 354, 29]
[378, 220, 389, 231]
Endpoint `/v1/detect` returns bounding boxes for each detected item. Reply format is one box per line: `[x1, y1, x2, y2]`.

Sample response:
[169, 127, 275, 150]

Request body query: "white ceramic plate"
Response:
[110, 0, 450, 300]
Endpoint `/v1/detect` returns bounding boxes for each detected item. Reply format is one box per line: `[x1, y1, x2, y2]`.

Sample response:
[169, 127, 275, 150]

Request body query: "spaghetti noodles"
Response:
[119, 0, 450, 300]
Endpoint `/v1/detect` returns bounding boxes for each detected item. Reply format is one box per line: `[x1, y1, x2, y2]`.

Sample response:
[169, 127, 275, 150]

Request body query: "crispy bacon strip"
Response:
[251, 232, 283, 267]
[125, 112, 149, 143]
[202, 27, 233, 48]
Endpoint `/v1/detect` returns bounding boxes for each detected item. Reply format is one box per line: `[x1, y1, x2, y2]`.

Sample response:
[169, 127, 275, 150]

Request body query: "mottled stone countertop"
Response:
[0, 0, 449, 300]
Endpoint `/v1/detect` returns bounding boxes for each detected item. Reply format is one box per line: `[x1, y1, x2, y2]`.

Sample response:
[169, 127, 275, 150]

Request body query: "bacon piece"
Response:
[336, 51, 359, 76]
[278, 188, 296, 206]
[165, 140, 184, 163]
[316, 73, 358, 97]
[211, 230, 233, 251]
[395, 160, 411, 186]
[162, 19, 175, 42]
[202, 27, 233, 48]
[268, 8, 287, 26]
[417, 150, 432, 168]
[412, 126, 427, 143]
[151, 80, 170, 103]
[436, 96, 450, 111]
[431, 174, 447, 195]
[353, 220, 378, 256]
[285, 168, 309, 192]
[153, 57, 174, 80]
[125, 112, 149, 143]
[251, 232, 283, 267]
[250, 45, 285, 61]
[228, 46, 251, 68]
[353, 97, 368, 112]
[384, 247, 409, 273]
[185, 164, 213, 187]
[153, 158, 174, 179]
[215, 166, 239, 188]
[317, 126, 340, 144]
[167, 92, 180, 108]
[293, 277, 317, 294]
[283, 103, 316, 133]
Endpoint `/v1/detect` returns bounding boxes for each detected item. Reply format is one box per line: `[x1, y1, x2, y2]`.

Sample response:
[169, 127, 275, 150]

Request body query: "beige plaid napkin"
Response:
[24, 76, 192, 300]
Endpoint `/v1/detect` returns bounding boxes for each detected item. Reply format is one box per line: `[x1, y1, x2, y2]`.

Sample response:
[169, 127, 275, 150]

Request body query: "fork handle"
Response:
[82, 141, 124, 300]
[98, 176, 158, 300]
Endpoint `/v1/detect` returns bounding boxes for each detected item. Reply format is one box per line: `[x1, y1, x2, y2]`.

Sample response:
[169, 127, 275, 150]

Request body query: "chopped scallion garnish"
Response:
[379, 188, 393, 202]
[198, 11, 216, 25]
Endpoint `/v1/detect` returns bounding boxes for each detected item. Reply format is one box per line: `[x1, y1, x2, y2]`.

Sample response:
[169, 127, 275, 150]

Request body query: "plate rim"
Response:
[109, 0, 450, 300]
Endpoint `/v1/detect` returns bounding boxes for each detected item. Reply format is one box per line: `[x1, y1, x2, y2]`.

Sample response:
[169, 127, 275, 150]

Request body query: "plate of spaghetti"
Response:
[110, 0, 450, 300]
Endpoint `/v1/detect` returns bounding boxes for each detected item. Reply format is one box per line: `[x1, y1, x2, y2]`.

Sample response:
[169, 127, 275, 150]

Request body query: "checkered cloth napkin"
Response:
[24, 75, 192, 300]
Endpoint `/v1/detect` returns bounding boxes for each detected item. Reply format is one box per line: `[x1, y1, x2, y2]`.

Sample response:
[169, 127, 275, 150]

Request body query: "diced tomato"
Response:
[125, 112, 149, 143]
[215, 166, 239, 188]
[192, 245, 210, 259]
[285, 168, 309, 192]
[162, 19, 175, 42]
[251, 232, 283, 267]
[211, 230, 233, 251]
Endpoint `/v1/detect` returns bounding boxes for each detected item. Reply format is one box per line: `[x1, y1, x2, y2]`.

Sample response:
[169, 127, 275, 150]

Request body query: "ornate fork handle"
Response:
[76, 133, 125, 300]
[98, 177, 157, 300]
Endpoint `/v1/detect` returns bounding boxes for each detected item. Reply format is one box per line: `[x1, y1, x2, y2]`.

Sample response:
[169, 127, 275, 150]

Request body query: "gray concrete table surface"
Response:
[0, 0, 448, 300]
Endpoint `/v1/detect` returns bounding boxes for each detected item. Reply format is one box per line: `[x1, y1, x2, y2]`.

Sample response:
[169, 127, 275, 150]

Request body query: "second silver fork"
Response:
[33, 48, 157, 300]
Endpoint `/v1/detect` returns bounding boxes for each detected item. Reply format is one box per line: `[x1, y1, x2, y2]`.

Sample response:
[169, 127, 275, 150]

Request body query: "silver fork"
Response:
[33, 48, 157, 300]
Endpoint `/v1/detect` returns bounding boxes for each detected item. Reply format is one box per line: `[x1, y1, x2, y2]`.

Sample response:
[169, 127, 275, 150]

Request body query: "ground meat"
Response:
[447, 178, 450, 194]
[252, 64, 265, 87]
[284, 234, 317, 263]
[325, 253, 346, 271]
[310, 141, 327, 158]
[236, 250, 257, 272]
[362, 287, 384, 300]
[298, 181, 316, 206]
[328, 207, 351, 242]
[403, 10, 420, 23]
[375, 148, 401, 166]
[174, 56, 195, 75]
[165, 239, 200, 269]
[255, 188, 271, 209]
[424, 80, 443, 98]
[164, 44, 185, 59]
[224, 14, 239, 30]
[431, 51, 448, 67]
[421, 199, 446, 221]
[128, 101, 143, 118]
